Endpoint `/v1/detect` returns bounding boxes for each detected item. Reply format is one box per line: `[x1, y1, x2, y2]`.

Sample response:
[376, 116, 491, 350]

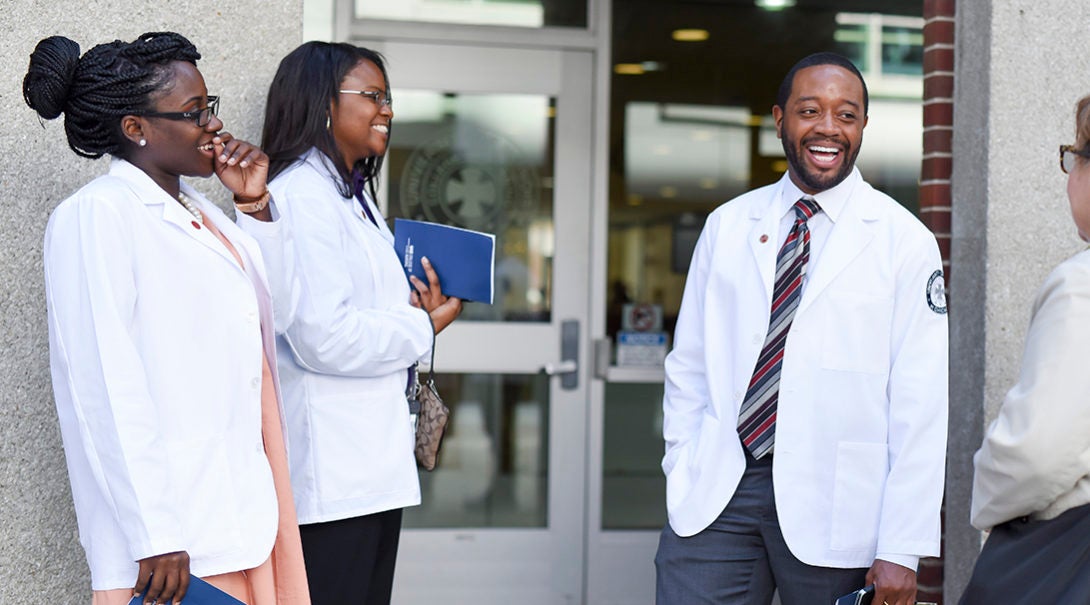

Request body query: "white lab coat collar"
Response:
[762, 166, 865, 224]
[299, 147, 394, 245]
[107, 158, 273, 292]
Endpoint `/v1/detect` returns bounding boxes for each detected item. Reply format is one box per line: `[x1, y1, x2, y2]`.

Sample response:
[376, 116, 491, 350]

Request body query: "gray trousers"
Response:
[654, 452, 867, 605]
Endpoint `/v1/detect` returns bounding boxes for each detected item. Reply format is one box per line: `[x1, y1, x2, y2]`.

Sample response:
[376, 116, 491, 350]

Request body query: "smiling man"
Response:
[654, 53, 948, 605]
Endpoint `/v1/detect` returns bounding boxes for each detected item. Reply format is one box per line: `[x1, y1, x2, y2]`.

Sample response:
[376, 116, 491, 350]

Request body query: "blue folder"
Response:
[128, 575, 244, 605]
[394, 219, 496, 304]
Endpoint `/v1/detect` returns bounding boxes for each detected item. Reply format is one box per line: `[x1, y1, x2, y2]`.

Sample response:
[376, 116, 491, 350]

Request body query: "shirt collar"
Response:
[778, 166, 861, 223]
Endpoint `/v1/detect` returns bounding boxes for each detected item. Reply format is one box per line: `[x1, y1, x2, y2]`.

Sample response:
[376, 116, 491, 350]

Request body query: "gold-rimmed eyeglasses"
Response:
[339, 89, 393, 109]
[1060, 144, 1090, 174]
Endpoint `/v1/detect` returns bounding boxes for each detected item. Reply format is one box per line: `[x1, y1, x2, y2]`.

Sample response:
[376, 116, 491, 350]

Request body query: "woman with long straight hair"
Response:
[256, 42, 462, 604]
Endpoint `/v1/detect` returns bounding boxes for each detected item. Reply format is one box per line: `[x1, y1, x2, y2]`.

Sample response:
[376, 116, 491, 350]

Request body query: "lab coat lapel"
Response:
[798, 187, 875, 314]
[748, 179, 787, 306]
[209, 201, 273, 293]
[108, 160, 249, 275]
[161, 188, 248, 273]
[350, 191, 395, 245]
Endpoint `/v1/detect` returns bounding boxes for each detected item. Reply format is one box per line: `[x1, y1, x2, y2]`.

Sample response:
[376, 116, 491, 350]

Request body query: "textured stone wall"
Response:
[0, 2, 301, 598]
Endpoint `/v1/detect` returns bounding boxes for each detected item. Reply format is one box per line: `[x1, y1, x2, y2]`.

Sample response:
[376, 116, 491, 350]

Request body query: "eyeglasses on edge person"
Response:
[1060, 143, 1090, 174]
[339, 89, 393, 109]
[140, 95, 220, 127]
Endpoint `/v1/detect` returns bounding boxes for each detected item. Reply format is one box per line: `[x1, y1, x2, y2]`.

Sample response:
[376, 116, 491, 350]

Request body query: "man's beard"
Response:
[781, 134, 861, 193]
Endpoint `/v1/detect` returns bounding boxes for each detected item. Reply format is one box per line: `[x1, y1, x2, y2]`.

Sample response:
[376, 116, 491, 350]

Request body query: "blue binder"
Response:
[128, 575, 244, 605]
[394, 219, 496, 304]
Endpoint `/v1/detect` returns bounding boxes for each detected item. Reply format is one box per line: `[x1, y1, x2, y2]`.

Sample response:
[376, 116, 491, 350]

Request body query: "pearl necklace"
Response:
[178, 192, 203, 224]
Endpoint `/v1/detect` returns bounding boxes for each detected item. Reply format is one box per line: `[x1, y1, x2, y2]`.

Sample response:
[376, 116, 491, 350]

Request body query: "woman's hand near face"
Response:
[133, 550, 190, 605]
[409, 256, 463, 334]
[212, 132, 269, 200]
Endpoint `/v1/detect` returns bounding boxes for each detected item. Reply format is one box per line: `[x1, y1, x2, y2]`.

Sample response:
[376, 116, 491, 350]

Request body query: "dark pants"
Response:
[655, 452, 867, 604]
[300, 508, 403, 605]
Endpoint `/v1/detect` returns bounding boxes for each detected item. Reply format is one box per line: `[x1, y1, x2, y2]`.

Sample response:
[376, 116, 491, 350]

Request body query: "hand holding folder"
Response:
[393, 219, 496, 304]
[128, 575, 244, 605]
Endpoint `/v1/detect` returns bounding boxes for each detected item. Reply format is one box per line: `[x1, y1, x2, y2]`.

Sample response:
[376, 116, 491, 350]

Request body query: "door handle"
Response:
[540, 319, 579, 390]
[543, 360, 577, 375]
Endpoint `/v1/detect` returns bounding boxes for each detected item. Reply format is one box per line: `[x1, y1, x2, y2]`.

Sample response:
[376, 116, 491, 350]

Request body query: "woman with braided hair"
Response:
[24, 32, 309, 605]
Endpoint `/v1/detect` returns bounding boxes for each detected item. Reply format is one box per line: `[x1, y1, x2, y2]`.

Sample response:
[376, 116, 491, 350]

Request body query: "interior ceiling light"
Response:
[756, 0, 797, 10]
[672, 29, 709, 42]
[614, 63, 646, 75]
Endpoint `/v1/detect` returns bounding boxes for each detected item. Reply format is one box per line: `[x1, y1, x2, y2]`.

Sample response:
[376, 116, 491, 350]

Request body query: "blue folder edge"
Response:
[393, 219, 496, 304]
[127, 574, 245, 605]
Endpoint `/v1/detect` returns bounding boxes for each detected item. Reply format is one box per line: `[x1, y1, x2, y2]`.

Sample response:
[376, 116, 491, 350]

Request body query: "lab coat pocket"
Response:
[165, 438, 241, 555]
[310, 392, 406, 503]
[830, 441, 887, 552]
[821, 292, 892, 374]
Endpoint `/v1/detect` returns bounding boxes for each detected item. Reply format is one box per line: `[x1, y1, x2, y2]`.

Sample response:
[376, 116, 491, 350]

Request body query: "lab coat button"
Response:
[250, 377, 260, 388]
[752, 334, 762, 345]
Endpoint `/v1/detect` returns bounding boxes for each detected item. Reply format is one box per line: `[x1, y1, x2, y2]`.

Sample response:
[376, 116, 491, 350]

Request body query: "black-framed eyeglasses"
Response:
[140, 96, 219, 127]
[1060, 144, 1090, 174]
[339, 90, 393, 109]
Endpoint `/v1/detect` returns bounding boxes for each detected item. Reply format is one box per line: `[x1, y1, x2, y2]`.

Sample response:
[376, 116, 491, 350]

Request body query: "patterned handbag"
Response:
[411, 331, 449, 471]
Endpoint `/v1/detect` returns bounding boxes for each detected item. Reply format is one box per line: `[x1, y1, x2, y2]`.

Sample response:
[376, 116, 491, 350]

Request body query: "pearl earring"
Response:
[138, 139, 147, 147]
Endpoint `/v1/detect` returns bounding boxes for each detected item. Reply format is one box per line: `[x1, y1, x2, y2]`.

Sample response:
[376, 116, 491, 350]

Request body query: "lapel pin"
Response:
[759, 234, 768, 243]
[191, 221, 201, 230]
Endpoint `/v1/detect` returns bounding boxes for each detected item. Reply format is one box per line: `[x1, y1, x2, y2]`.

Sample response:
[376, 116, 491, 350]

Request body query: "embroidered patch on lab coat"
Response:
[927, 269, 947, 314]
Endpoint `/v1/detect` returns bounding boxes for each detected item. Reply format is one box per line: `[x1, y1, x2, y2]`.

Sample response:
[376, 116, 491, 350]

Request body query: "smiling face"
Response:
[773, 64, 868, 195]
[330, 58, 393, 171]
[135, 61, 223, 186]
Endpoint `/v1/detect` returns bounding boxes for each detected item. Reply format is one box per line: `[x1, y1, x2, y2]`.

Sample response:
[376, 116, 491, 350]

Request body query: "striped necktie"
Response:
[737, 196, 822, 459]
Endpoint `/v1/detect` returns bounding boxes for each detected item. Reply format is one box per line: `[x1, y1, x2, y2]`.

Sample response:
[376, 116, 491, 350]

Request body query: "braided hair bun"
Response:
[22, 36, 80, 120]
[22, 32, 201, 159]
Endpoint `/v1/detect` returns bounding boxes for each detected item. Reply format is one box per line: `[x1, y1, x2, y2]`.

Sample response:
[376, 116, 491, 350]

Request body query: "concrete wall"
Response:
[0, 2, 301, 598]
[947, 0, 1090, 598]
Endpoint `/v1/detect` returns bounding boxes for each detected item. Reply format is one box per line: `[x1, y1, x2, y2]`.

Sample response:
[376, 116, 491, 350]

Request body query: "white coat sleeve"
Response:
[279, 191, 431, 378]
[236, 200, 298, 334]
[970, 260, 1090, 530]
[44, 195, 185, 561]
[875, 228, 948, 561]
[662, 213, 718, 475]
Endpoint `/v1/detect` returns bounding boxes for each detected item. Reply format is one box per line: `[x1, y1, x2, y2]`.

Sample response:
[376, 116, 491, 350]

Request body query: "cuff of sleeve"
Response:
[236, 201, 282, 234]
[876, 553, 919, 572]
[415, 306, 434, 365]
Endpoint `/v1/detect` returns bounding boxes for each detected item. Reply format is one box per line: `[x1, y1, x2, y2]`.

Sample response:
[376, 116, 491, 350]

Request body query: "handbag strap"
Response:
[422, 311, 437, 384]
[407, 312, 438, 414]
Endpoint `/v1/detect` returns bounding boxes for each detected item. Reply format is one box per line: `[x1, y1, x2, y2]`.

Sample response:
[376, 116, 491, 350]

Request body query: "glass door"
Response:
[362, 40, 594, 604]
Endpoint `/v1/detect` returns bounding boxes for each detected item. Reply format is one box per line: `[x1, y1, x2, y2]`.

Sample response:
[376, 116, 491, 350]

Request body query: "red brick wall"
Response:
[917, 0, 955, 603]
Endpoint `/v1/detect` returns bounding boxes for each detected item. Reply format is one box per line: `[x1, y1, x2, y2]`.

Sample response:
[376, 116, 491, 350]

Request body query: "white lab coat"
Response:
[663, 169, 948, 569]
[251, 149, 431, 524]
[45, 159, 286, 589]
